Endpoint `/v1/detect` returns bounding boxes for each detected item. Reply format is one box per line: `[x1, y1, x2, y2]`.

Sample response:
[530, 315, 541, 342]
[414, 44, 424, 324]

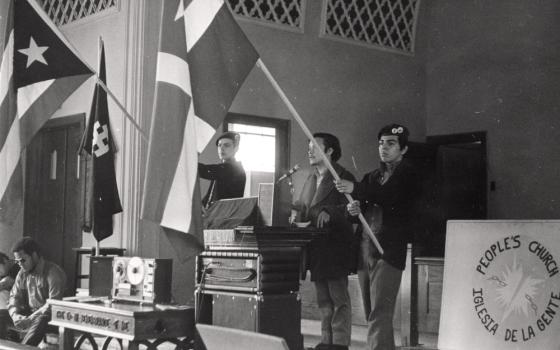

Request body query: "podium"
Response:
[195, 226, 325, 350]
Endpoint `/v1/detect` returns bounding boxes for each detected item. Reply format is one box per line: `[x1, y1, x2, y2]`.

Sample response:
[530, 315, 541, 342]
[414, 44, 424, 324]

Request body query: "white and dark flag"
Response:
[141, 0, 258, 258]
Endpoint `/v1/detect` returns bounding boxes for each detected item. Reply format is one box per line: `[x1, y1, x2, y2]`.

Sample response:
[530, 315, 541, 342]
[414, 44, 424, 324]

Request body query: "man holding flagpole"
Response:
[336, 124, 420, 350]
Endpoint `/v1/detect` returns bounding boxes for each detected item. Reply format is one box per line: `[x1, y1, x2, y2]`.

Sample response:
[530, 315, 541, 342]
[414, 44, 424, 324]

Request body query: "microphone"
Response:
[276, 164, 300, 183]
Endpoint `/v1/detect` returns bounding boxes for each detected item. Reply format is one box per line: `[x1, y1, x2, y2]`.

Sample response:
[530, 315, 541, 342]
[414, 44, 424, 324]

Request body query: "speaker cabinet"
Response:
[195, 290, 303, 350]
[89, 256, 114, 297]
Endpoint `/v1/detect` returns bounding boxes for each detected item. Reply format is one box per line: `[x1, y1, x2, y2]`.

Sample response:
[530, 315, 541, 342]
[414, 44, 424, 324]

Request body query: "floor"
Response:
[39, 320, 438, 350]
[301, 319, 438, 350]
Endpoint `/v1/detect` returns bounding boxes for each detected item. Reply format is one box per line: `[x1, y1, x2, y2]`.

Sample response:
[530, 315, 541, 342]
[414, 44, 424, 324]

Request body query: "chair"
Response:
[196, 324, 289, 350]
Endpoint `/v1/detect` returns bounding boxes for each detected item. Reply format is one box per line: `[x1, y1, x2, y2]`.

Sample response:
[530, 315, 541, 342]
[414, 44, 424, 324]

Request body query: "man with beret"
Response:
[336, 124, 420, 350]
[199, 131, 246, 209]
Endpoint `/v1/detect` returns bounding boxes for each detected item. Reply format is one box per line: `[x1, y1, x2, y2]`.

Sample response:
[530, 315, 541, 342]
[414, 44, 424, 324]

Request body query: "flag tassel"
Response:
[256, 58, 384, 255]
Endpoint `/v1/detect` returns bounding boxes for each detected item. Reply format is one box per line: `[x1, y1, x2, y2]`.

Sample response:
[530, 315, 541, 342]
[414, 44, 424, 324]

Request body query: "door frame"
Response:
[224, 113, 291, 177]
[223, 113, 291, 225]
[23, 113, 86, 289]
[24, 113, 87, 227]
[426, 131, 487, 218]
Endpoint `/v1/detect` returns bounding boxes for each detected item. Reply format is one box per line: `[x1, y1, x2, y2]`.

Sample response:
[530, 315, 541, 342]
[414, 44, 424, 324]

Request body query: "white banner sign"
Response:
[438, 221, 560, 350]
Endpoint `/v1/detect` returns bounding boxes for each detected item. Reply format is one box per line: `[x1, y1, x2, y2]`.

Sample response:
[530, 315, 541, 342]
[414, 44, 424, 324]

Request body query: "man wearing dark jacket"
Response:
[293, 133, 355, 350]
[199, 131, 246, 209]
[336, 124, 420, 350]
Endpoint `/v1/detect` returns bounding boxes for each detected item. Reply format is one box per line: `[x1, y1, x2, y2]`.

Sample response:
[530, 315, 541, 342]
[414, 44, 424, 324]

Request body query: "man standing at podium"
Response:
[199, 131, 246, 209]
[293, 133, 355, 350]
[8, 237, 67, 346]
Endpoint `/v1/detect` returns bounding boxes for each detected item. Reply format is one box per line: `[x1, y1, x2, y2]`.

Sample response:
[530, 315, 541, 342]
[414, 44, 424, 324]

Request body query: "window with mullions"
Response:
[321, 0, 421, 55]
[224, 114, 290, 201]
[37, 0, 118, 26]
[228, 123, 276, 173]
[226, 0, 305, 31]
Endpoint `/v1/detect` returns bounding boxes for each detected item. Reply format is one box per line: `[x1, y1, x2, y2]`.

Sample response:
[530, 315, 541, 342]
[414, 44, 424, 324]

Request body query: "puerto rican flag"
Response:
[141, 0, 258, 256]
[0, 0, 93, 223]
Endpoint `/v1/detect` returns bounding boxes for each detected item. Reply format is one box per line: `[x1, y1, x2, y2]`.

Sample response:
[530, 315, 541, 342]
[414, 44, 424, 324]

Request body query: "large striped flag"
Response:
[0, 0, 93, 223]
[141, 0, 258, 257]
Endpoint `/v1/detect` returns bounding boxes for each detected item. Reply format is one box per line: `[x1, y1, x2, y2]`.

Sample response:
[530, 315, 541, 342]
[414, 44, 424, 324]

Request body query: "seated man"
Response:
[0, 252, 19, 339]
[8, 237, 66, 346]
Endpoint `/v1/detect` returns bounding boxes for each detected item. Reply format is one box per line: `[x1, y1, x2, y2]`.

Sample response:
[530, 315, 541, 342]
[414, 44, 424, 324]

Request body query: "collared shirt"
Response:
[315, 167, 328, 190]
[8, 258, 66, 318]
[367, 159, 403, 238]
[379, 159, 402, 184]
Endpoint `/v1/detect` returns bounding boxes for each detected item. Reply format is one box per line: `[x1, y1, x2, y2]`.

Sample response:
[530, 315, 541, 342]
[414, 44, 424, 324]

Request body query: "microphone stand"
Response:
[285, 175, 296, 225]
[287, 176, 295, 195]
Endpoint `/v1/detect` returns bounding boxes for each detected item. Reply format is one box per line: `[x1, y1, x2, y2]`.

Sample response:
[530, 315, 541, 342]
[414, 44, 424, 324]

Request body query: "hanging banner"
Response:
[439, 220, 560, 350]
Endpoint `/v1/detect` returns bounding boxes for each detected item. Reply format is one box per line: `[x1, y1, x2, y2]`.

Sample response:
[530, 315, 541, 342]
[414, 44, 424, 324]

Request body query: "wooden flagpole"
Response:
[256, 59, 384, 254]
[97, 78, 147, 142]
[91, 37, 147, 142]
[95, 37, 102, 257]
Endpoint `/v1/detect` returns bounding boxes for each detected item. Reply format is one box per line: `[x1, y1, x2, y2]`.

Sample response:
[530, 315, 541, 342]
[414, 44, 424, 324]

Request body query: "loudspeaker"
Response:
[89, 256, 114, 297]
[196, 324, 289, 350]
[195, 290, 303, 350]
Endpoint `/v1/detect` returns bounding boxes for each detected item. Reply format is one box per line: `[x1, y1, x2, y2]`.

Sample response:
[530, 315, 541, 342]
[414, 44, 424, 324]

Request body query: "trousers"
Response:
[18, 314, 50, 346]
[358, 257, 402, 350]
[314, 276, 352, 346]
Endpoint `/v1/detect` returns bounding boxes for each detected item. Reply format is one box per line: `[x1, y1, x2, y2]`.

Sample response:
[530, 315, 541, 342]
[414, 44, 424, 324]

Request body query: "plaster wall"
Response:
[423, 0, 560, 219]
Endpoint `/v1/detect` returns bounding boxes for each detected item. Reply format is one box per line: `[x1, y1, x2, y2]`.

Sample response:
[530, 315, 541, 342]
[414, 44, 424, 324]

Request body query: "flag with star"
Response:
[141, 0, 258, 260]
[79, 40, 122, 242]
[1, 0, 93, 222]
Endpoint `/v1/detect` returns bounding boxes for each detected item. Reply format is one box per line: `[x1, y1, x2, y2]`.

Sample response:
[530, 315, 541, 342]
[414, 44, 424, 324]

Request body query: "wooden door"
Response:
[408, 133, 487, 257]
[24, 115, 85, 293]
[438, 144, 485, 220]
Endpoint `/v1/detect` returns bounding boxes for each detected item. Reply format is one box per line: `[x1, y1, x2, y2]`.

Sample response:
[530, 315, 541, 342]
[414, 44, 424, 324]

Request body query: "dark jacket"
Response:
[199, 160, 246, 208]
[353, 159, 419, 270]
[294, 163, 356, 281]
